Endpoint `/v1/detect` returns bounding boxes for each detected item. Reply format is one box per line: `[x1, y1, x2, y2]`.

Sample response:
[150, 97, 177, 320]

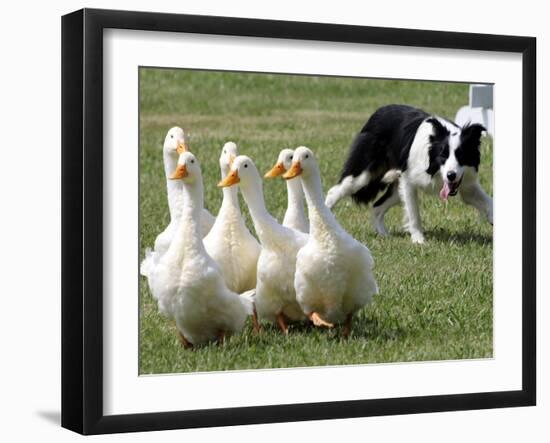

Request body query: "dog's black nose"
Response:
[447, 171, 457, 182]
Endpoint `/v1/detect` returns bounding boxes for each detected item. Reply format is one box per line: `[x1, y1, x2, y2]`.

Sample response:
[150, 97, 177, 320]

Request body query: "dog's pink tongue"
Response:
[440, 182, 451, 202]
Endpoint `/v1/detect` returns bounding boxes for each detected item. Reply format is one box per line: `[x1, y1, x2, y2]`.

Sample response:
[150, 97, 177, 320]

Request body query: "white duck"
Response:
[283, 146, 378, 337]
[149, 152, 252, 347]
[219, 156, 307, 334]
[264, 148, 309, 233]
[140, 127, 215, 281]
[203, 142, 260, 293]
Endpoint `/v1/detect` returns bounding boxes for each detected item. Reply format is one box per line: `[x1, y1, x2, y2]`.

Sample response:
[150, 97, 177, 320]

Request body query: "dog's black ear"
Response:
[456, 123, 485, 169]
[426, 117, 450, 141]
[460, 123, 486, 148]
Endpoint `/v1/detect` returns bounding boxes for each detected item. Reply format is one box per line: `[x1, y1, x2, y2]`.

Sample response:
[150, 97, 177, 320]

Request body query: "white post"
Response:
[455, 84, 494, 137]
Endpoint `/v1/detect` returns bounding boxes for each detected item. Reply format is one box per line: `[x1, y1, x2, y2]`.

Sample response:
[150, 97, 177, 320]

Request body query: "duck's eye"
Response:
[223, 150, 226, 154]
[305, 154, 309, 159]
[290, 155, 293, 160]
[170, 135, 174, 139]
[244, 164, 248, 168]
[190, 159, 195, 164]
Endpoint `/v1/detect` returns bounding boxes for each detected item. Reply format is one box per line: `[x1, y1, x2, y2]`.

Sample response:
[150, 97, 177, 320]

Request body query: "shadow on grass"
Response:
[385, 227, 492, 246]
[426, 227, 493, 246]
[348, 315, 408, 341]
[285, 315, 409, 343]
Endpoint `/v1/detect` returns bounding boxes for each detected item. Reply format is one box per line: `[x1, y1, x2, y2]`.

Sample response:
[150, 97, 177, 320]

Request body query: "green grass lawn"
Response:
[139, 68, 493, 374]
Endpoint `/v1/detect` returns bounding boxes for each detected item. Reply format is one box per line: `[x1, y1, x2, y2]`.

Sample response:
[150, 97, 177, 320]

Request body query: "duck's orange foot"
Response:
[342, 313, 353, 339]
[277, 312, 289, 335]
[218, 330, 226, 345]
[308, 312, 334, 329]
[252, 306, 262, 335]
[178, 331, 193, 350]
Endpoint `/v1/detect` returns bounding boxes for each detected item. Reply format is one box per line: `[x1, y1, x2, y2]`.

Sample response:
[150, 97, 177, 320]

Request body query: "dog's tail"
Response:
[325, 132, 402, 209]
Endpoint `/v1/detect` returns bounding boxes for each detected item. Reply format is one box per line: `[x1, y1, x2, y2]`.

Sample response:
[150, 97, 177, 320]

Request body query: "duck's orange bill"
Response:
[264, 162, 286, 178]
[170, 164, 188, 180]
[282, 161, 302, 180]
[218, 170, 240, 187]
[176, 142, 189, 154]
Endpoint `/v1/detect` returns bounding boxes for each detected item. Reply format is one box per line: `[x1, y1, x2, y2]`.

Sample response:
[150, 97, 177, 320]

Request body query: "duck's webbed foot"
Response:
[308, 312, 334, 329]
[342, 313, 353, 339]
[178, 331, 194, 350]
[252, 305, 261, 335]
[277, 312, 289, 335]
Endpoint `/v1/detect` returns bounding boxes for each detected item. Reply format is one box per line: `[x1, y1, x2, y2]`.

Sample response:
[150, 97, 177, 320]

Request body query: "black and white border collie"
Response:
[325, 104, 493, 244]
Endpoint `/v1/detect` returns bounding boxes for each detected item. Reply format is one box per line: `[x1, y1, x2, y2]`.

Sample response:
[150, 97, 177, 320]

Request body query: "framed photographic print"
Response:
[61, 8, 536, 435]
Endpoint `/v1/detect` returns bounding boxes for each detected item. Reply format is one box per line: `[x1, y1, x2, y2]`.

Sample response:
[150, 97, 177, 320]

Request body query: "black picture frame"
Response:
[61, 8, 536, 435]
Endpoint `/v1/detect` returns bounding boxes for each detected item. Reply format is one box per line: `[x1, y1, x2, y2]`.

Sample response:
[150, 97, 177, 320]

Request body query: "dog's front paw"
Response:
[411, 231, 426, 244]
[375, 225, 388, 236]
[372, 211, 388, 236]
[325, 188, 338, 209]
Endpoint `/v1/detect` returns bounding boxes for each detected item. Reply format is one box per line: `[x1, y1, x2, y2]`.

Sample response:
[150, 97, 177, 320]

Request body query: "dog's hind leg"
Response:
[399, 179, 425, 244]
[372, 183, 400, 235]
[459, 181, 493, 225]
[325, 171, 371, 209]
[381, 169, 402, 184]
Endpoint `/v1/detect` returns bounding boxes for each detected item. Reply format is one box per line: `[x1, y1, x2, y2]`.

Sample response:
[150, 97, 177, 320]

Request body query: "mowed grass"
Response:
[139, 68, 493, 374]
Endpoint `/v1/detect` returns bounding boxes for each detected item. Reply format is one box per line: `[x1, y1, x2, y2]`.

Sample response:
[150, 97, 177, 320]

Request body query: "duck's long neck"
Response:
[163, 150, 182, 221]
[220, 166, 241, 213]
[221, 186, 240, 209]
[285, 177, 306, 218]
[240, 179, 283, 245]
[301, 171, 340, 238]
[169, 179, 205, 258]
